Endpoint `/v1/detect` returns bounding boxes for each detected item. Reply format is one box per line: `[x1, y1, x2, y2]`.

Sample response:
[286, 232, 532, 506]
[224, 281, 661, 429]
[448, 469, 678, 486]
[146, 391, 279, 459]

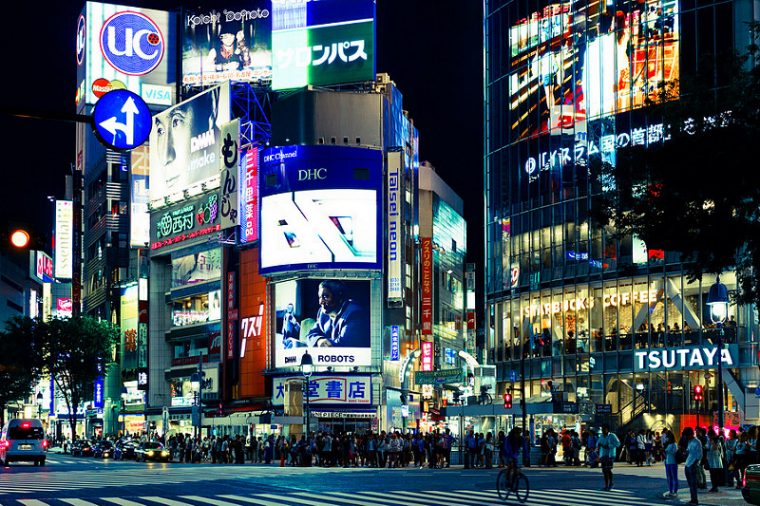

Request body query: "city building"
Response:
[485, 0, 760, 438]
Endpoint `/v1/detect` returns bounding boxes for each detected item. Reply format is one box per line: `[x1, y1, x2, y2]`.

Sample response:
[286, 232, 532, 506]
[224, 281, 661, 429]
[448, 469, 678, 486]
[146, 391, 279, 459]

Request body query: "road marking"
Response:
[139, 498, 196, 506]
[17, 501, 50, 506]
[217, 496, 299, 505]
[179, 496, 247, 506]
[360, 491, 442, 505]
[102, 498, 148, 506]
[60, 500, 101, 506]
[318, 492, 406, 506]
[411, 490, 505, 505]
[255, 493, 342, 506]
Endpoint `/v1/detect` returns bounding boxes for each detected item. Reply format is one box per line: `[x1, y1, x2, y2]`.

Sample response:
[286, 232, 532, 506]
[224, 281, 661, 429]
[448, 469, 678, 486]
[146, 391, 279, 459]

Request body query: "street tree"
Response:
[590, 22, 760, 306]
[0, 317, 41, 427]
[38, 316, 118, 440]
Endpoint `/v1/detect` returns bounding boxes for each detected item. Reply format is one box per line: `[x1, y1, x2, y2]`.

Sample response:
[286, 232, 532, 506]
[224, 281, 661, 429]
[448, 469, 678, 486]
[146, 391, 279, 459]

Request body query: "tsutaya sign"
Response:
[634, 345, 739, 372]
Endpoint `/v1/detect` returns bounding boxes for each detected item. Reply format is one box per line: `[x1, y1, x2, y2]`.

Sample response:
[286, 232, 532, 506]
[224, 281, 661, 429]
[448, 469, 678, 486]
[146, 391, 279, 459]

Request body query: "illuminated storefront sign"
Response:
[31, 250, 54, 283]
[390, 325, 400, 361]
[219, 119, 239, 231]
[151, 193, 221, 250]
[239, 147, 259, 243]
[272, 375, 372, 406]
[387, 151, 402, 301]
[56, 298, 73, 318]
[420, 341, 433, 372]
[523, 297, 589, 318]
[521, 289, 660, 317]
[603, 289, 659, 307]
[634, 345, 739, 372]
[55, 200, 74, 279]
[420, 238, 433, 335]
[226, 273, 236, 360]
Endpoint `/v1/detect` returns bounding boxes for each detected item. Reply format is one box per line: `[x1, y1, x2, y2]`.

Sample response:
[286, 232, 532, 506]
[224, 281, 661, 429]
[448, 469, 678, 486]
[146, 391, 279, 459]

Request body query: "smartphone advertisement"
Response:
[273, 278, 373, 367]
[259, 145, 382, 274]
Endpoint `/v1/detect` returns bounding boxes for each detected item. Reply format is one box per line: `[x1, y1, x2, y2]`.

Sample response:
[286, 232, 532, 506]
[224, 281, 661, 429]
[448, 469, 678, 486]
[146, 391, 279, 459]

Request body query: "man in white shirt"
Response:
[683, 427, 702, 505]
[597, 424, 621, 491]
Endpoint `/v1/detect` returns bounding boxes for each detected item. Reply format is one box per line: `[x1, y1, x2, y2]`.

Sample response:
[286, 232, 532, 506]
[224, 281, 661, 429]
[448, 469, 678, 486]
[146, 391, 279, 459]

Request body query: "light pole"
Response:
[36, 391, 43, 420]
[300, 351, 313, 437]
[707, 277, 729, 434]
[120, 386, 128, 436]
[191, 352, 205, 440]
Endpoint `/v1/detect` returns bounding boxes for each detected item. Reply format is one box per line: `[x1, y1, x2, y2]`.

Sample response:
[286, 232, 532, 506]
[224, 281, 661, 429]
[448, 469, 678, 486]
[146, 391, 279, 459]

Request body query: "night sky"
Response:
[0, 0, 483, 266]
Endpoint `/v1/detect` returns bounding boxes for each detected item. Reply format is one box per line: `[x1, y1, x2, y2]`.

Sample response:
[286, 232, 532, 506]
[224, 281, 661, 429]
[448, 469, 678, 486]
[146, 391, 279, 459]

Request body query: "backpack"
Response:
[675, 444, 687, 464]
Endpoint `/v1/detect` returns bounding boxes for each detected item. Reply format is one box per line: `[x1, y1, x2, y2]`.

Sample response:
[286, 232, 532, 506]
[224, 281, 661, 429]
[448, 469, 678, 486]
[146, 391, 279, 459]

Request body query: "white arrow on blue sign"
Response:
[93, 90, 152, 151]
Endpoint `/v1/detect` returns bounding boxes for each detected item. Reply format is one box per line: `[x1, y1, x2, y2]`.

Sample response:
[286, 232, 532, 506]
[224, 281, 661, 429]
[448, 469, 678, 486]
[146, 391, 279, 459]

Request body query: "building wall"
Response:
[238, 248, 268, 399]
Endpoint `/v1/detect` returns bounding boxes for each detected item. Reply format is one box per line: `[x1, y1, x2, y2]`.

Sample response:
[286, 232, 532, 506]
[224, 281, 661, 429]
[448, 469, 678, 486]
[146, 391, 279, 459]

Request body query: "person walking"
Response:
[663, 429, 679, 499]
[696, 427, 708, 489]
[725, 429, 739, 487]
[597, 424, 621, 491]
[683, 427, 703, 505]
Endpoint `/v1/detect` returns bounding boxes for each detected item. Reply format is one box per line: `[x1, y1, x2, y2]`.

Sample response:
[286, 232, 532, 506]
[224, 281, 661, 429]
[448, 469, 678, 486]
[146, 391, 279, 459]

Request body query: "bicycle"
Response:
[496, 465, 530, 503]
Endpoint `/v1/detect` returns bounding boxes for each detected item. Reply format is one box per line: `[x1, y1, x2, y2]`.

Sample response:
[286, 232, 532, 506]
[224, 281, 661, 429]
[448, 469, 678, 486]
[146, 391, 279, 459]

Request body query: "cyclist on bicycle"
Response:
[502, 427, 524, 481]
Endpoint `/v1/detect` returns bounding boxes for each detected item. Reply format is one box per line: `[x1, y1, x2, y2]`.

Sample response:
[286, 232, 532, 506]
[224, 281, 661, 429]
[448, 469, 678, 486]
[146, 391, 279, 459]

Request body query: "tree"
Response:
[37, 316, 118, 440]
[591, 22, 760, 306]
[0, 317, 41, 427]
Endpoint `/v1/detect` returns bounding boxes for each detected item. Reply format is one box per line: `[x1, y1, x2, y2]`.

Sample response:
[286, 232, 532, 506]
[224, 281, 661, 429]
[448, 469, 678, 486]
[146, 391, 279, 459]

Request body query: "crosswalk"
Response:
[1, 488, 671, 506]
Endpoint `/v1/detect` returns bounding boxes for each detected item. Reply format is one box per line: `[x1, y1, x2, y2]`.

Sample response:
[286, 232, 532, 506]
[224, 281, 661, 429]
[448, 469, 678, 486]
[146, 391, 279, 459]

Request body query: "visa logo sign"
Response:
[141, 84, 173, 106]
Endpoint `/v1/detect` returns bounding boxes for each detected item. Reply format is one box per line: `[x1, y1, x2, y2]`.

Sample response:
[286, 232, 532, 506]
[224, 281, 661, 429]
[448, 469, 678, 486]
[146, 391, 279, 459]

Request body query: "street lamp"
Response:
[191, 371, 202, 439]
[300, 351, 313, 437]
[36, 392, 43, 419]
[707, 277, 729, 433]
[10, 229, 30, 249]
[120, 386, 128, 436]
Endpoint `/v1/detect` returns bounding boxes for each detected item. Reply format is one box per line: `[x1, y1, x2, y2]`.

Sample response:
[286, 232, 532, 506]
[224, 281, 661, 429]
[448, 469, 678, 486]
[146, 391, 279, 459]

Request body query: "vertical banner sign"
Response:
[220, 119, 240, 231]
[94, 376, 104, 409]
[421, 340, 433, 372]
[55, 200, 74, 279]
[390, 325, 400, 361]
[387, 151, 402, 301]
[421, 237, 433, 335]
[227, 272, 237, 360]
[239, 147, 259, 243]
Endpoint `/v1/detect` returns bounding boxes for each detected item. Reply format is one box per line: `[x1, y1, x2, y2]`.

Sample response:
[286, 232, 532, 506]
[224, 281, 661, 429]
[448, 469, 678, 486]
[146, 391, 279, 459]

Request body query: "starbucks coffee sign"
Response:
[634, 345, 739, 372]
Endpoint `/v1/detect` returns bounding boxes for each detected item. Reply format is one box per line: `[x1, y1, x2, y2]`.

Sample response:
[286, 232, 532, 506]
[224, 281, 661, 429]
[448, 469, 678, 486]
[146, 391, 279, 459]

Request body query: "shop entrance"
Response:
[317, 419, 372, 434]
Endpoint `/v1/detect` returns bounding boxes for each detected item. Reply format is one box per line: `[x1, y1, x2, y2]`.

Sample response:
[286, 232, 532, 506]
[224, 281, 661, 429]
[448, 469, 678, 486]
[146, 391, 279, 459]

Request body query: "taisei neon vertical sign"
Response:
[420, 237, 433, 335]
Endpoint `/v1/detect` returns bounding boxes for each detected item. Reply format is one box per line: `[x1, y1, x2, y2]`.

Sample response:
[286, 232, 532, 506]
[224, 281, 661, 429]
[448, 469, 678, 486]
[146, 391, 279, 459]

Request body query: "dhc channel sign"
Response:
[100, 11, 164, 76]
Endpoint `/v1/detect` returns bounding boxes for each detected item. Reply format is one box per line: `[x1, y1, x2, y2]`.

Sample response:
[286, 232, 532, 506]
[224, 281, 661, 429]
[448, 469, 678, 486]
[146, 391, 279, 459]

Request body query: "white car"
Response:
[0, 419, 48, 466]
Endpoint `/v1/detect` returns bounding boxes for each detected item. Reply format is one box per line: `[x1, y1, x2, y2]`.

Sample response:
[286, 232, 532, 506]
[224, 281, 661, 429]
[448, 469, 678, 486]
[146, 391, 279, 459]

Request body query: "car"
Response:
[0, 419, 48, 466]
[114, 440, 137, 460]
[72, 440, 94, 457]
[92, 441, 114, 459]
[134, 442, 170, 463]
[744, 464, 760, 504]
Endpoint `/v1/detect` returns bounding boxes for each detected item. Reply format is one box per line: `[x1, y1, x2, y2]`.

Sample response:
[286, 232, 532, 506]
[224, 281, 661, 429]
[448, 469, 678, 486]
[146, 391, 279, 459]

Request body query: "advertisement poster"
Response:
[420, 237, 433, 335]
[77, 2, 177, 108]
[182, 2, 272, 87]
[508, 0, 679, 140]
[273, 278, 372, 367]
[171, 248, 222, 288]
[271, 0, 375, 90]
[120, 285, 139, 370]
[260, 145, 382, 273]
[55, 201, 74, 280]
[130, 145, 150, 247]
[149, 83, 231, 202]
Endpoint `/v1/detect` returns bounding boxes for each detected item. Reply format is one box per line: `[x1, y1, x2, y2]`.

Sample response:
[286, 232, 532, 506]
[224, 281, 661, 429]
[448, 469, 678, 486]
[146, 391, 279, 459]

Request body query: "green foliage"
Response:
[0, 317, 42, 427]
[590, 21, 760, 306]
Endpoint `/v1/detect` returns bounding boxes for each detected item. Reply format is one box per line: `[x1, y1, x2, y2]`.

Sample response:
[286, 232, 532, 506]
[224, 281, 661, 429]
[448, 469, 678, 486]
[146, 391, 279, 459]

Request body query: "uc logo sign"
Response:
[76, 14, 86, 66]
[99, 10, 164, 76]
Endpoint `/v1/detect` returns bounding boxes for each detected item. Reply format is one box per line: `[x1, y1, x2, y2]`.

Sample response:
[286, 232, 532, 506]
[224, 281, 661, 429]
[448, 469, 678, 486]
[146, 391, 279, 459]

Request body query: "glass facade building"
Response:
[485, 0, 760, 431]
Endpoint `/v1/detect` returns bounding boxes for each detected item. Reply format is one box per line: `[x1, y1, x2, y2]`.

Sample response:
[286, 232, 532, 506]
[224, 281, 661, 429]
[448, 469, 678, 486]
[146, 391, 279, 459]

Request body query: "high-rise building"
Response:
[485, 0, 760, 434]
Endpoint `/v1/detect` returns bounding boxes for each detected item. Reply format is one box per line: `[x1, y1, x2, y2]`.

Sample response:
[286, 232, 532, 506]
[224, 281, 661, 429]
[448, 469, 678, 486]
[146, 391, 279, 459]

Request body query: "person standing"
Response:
[683, 427, 702, 505]
[706, 429, 724, 493]
[725, 429, 739, 487]
[663, 429, 679, 499]
[597, 424, 621, 491]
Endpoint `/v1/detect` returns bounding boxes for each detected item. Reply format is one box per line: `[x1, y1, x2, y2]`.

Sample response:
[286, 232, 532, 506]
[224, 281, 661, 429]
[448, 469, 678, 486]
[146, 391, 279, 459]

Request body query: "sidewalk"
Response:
[670, 486, 748, 505]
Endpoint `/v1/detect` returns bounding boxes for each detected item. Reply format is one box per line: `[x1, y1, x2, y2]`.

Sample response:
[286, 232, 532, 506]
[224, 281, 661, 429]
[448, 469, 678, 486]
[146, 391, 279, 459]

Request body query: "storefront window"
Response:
[590, 284, 603, 352]
[171, 248, 221, 288]
[171, 290, 221, 327]
[603, 282, 618, 350]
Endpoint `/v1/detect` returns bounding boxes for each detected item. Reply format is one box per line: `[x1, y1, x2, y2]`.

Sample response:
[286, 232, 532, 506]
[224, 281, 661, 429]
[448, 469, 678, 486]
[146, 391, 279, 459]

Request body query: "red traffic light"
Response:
[694, 385, 703, 401]
[503, 393, 513, 409]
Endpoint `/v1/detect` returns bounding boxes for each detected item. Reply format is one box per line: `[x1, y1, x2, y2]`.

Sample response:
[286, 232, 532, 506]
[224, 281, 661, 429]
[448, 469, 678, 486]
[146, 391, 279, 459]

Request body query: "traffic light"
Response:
[503, 392, 513, 409]
[693, 385, 703, 402]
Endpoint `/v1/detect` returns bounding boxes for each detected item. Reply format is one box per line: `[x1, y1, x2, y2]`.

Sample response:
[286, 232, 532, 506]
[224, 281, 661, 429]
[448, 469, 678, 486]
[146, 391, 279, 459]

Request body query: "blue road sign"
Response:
[93, 90, 152, 151]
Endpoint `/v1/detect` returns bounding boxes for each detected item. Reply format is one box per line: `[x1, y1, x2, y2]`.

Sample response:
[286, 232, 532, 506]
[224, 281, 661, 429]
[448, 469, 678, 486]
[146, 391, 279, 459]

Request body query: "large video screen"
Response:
[77, 2, 177, 108]
[259, 145, 382, 273]
[508, 0, 679, 140]
[182, 2, 273, 87]
[271, 0, 376, 90]
[273, 278, 372, 367]
[148, 83, 231, 202]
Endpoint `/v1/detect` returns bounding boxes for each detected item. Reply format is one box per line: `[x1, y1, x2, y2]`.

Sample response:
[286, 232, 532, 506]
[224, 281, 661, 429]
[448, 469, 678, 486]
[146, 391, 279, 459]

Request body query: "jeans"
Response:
[665, 463, 679, 494]
[685, 463, 699, 503]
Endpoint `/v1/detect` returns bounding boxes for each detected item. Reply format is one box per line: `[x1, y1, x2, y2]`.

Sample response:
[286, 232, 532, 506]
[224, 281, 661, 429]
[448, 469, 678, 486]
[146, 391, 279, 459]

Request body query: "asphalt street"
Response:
[0, 455, 749, 506]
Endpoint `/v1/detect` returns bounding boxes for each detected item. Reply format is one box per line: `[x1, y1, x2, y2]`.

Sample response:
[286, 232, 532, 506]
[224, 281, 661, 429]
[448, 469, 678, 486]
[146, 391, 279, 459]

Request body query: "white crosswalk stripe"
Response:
[0, 487, 675, 506]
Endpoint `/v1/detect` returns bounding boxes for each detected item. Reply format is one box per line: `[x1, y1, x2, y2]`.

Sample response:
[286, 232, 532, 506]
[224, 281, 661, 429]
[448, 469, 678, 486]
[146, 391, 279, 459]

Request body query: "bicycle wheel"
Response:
[512, 471, 530, 504]
[496, 469, 512, 501]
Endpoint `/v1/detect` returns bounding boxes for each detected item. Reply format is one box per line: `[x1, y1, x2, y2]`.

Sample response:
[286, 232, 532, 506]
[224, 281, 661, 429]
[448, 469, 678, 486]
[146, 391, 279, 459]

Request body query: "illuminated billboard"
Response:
[271, 0, 376, 90]
[150, 192, 221, 251]
[260, 145, 381, 273]
[77, 2, 177, 108]
[130, 145, 150, 247]
[508, 0, 679, 140]
[182, 2, 272, 87]
[239, 147, 260, 244]
[273, 278, 372, 367]
[121, 284, 139, 370]
[148, 83, 231, 202]
[55, 201, 74, 280]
